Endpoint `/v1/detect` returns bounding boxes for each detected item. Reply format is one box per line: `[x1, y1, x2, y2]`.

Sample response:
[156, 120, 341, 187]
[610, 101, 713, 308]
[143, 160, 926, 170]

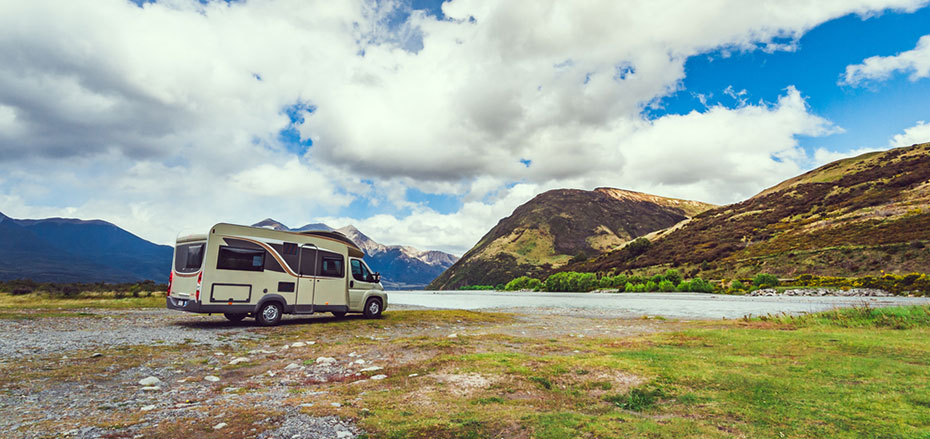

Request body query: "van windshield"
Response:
[175, 242, 205, 273]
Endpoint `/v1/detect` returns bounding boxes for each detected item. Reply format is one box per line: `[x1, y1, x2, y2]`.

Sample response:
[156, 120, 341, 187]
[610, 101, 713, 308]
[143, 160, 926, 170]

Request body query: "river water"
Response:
[386, 290, 930, 320]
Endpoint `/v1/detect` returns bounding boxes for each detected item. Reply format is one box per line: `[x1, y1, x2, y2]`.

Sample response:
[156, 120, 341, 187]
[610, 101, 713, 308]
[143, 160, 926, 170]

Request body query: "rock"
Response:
[360, 366, 382, 372]
[213, 422, 227, 430]
[331, 402, 342, 407]
[447, 333, 458, 338]
[408, 373, 418, 377]
[141, 405, 156, 411]
[299, 403, 314, 407]
[308, 341, 316, 345]
[90, 353, 103, 358]
[204, 375, 220, 382]
[348, 352, 358, 357]
[370, 374, 387, 380]
[284, 363, 301, 371]
[291, 342, 306, 348]
[229, 357, 250, 365]
[316, 357, 337, 364]
[337, 431, 352, 438]
[138, 376, 162, 386]
[141, 386, 161, 391]
[214, 352, 225, 356]
[353, 359, 365, 365]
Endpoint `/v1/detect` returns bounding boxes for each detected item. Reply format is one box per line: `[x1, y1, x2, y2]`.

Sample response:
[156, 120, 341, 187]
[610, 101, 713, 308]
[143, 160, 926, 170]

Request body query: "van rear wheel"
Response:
[224, 313, 247, 322]
[257, 302, 283, 326]
[363, 298, 382, 319]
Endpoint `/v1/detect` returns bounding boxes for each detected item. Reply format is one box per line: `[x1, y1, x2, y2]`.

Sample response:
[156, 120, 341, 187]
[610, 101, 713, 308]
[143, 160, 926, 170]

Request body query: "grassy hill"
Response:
[569, 143, 930, 279]
[428, 188, 715, 289]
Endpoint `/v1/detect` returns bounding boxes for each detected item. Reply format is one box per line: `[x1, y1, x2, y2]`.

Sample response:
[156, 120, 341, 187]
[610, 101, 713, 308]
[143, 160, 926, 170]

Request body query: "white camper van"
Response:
[166, 223, 387, 326]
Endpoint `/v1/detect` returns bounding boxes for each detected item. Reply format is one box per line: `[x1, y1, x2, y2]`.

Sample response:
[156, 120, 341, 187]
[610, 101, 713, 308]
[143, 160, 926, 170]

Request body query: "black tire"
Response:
[363, 298, 383, 319]
[331, 311, 346, 318]
[224, 313, 247, 322]
[256, 302, 283, 326]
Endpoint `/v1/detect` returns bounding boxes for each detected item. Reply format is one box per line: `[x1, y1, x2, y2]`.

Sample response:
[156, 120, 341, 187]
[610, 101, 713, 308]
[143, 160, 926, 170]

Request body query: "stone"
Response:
[331, 402, 342, 407]
[141, 386, 160, 391]
[204, 375, 220, 382]
[337, 431, 352, 438]
[370, 374, 387, 380]
[353, 359, 365, 364]
[214, 352, 225, 356]
[138, 376, 162, 386]
[229, 357, 250, 365]
[213, 422, 227, 430]
[360, 366, 382, 372]
[90, 353, 103, 358]
[316, 356, 337, 364]
[141, 405, 156, 411]
[291, 342, 306, 348]
[408, 373, 418, 377]
[447, 333, 458, 338]
[284, 363, 300, 371]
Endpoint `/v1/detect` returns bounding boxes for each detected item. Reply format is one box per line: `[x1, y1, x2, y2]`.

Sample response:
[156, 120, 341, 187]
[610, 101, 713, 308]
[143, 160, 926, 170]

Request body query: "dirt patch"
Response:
[431, 373, 498, 397]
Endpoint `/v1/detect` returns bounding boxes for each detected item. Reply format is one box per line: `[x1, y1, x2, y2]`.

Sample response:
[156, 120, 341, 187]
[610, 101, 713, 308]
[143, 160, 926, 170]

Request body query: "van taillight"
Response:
[195, 272, 202, 302]
[167, 271, 173, 297]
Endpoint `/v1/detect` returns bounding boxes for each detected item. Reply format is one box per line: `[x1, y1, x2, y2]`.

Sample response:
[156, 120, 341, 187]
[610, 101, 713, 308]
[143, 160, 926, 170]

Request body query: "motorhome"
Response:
[166, 223, 387, 326]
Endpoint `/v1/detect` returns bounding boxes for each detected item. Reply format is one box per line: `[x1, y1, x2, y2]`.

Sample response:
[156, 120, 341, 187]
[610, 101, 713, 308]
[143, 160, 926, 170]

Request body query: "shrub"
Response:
[10, 288, 32, 295]
[676, 281, 691, 292]
[688, 278, 715, 293]
[644, 281, 658, 292]
[624, 237, 651, 256]
[623, 282, 635, 293]
[460, 285, 495, 290]
[605, 386, 665, 411]
[730, 280, 746, 290]
[505, 276, 542, 291]
[633, 283, 646, 292]
[663, 269, 682, 286]
[543, 272, 598, 292]
[657, 280, 676, 292]
[753, 273, 780, 287]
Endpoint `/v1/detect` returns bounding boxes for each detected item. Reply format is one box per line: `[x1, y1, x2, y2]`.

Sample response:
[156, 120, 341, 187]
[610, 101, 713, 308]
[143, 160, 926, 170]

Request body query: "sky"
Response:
[1, 0, 929, 255]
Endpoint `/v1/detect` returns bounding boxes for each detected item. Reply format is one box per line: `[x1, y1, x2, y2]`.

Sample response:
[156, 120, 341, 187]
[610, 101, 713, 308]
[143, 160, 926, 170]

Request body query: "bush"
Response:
[688, 278, 715, 293]
[623, 282, 635, 293]
[460, 285, 495, 290]
[753, 273, 780, 287]
[543, 272, 598, 292]
[505, 276, 542, 291]
[730, 280, 746, 290]
[624, 237, 651, 256]
[676, 281, 691, 292]
[644, 281, 658, 292]
[657, 280, 676, 292]
[663, 269, 682, 286]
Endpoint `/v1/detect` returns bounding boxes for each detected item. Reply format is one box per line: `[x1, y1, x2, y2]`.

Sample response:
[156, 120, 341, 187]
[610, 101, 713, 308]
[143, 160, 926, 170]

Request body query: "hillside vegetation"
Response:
[429, 188, 714, 289]
[569, 143, 930, 279]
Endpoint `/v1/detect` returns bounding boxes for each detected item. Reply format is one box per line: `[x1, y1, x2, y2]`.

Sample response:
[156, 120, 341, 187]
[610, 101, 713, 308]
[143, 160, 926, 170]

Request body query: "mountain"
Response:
[249, 220, 458, 289]
[569, 142, 930, 279]
[427, 188, 716, 289]
[0, 213, 172, 283]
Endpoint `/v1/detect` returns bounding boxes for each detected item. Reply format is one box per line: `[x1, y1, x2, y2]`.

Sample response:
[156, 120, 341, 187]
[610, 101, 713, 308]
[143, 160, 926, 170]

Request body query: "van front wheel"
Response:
[257, 302, 283, 326]
[363, 298, 382, 319]
[224, 313, 247, 322]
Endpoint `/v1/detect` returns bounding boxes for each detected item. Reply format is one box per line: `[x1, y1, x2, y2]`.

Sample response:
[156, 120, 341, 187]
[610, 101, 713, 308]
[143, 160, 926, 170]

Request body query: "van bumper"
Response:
[166, 297, 254, 314]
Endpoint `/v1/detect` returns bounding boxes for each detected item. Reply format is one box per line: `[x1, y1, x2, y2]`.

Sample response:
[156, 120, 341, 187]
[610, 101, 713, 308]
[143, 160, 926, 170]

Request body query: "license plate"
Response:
[178, 300, 187, 307]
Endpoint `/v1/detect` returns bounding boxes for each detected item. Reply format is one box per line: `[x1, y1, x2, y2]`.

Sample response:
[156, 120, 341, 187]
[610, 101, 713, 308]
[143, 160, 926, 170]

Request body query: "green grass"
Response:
[306, 306, 930, 438]
[0, 293, 164, 310]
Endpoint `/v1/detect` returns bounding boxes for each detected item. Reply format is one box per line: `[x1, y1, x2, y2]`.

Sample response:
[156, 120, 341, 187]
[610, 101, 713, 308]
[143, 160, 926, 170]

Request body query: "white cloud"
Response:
[0, 0, 925, 253]
[889, 120, 930, 146]
[841, 34, 930, 86]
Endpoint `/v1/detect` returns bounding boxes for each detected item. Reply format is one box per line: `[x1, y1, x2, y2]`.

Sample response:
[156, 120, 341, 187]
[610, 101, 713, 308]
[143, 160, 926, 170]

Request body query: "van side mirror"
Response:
[372, 272, 381, 283]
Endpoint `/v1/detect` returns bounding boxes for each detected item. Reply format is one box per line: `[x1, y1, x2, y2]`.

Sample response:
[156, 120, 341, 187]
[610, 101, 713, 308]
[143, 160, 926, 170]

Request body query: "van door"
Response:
[295, 245, 317, 313]
[314, 250, 347, 309]
[349, 258, 377, 309]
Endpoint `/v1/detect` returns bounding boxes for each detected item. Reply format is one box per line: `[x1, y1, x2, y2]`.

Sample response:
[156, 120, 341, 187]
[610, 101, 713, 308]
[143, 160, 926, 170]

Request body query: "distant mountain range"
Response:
[251, 219, 458, 289]
[428, 188, 715, 289]
[0, 212, 172, 283]
[567, 142, 930, 279]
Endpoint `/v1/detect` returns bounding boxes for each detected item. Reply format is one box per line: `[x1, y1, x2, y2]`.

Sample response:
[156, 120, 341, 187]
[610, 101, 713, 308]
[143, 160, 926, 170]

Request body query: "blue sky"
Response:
[2, 1, 929, 253]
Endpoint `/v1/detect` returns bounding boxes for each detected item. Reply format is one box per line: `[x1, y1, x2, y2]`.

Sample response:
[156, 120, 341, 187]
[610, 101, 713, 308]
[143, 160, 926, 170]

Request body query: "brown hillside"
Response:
[569, 143, 930, 279]
[428, 188, 715, 289]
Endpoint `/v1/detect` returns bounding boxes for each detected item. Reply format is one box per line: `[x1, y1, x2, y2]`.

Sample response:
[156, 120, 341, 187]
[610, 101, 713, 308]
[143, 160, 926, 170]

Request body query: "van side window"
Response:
[351, 259, 371, 282]
[217, 246, 265, 272]
[319, 252, 344, 277]
[299, 248, 318, 276]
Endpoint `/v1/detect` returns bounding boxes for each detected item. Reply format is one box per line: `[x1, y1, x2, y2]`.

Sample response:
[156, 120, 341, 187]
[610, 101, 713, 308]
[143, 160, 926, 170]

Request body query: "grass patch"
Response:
[758, 305, 930, 329]
[0, 292, 164, 310]
[604, 385, 665, 411]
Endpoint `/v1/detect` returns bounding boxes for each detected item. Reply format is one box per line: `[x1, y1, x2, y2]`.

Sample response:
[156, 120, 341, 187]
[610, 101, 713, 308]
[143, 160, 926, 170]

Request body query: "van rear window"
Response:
[175, 243, 205, 273]
[217, 246, 265, 272]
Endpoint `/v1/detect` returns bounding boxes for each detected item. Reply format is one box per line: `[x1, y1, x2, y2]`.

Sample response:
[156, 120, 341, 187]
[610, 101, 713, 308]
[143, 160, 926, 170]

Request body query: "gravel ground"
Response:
[0, 306, 671, 439]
